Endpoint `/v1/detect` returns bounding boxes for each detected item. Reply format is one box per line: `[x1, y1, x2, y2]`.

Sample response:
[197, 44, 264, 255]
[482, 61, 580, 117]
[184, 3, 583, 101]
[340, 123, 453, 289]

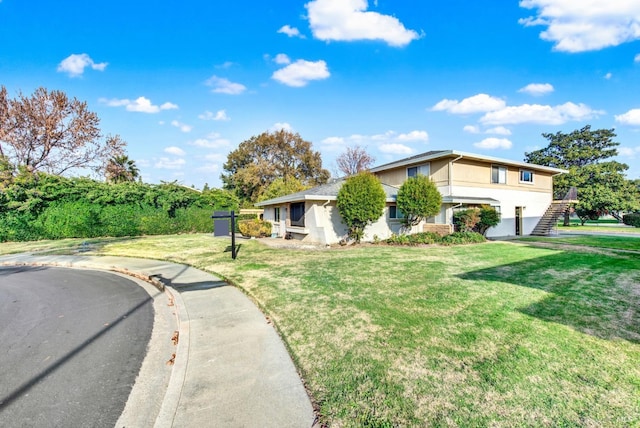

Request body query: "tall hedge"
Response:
[336, 172, 386, 243]
[396, 175, 442, 226]
[0, 171, 240, 241]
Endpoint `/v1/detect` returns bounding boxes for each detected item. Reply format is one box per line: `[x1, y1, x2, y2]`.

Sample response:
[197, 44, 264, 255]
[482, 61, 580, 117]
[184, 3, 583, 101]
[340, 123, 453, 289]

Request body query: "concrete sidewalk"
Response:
[0, 254, 316, 427]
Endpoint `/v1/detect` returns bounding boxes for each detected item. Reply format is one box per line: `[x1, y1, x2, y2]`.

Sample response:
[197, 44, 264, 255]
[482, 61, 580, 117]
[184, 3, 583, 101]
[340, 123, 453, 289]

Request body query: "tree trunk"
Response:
[563, 211, 570, 226]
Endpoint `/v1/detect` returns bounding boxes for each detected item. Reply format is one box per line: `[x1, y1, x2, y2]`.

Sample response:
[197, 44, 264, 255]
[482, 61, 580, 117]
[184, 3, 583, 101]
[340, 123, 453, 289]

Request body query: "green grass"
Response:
[3, 235, 640, 426]
[520, 235, 640, 252]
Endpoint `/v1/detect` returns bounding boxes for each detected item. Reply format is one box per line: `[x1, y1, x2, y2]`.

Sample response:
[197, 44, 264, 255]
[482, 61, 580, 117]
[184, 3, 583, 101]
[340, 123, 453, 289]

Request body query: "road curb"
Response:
[154, 285, 190, 428]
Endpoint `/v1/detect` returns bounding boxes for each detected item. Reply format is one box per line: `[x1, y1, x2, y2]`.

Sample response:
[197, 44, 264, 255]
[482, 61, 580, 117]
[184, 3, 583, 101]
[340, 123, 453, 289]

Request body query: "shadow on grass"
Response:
[458, 246, 640, 344]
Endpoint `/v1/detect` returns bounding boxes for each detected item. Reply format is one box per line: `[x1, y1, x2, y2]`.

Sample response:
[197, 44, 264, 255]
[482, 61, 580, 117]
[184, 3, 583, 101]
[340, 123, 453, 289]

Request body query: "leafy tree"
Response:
[222, 129, 330, 204]
[105, 151, 139, 183]
[336, 172, 386, 243]
[524, 125, 639, 225]
[396, 175, 441, 227]
[452, 209, 480, 232]
[258, 176, 309, 202]
[335, 145, 375, 177]
[0, 86, 124, 176]
[474, 205, 501, 235]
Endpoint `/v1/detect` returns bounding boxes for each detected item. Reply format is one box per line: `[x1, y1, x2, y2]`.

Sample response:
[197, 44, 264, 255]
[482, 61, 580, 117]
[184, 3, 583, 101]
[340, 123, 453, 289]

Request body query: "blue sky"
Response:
[1, 0, 640, 188]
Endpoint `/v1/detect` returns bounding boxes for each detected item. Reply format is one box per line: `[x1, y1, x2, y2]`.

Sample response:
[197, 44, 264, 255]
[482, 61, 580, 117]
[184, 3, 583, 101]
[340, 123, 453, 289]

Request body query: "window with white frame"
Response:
[519, 169, 534, 183]
[491, 165, 507, 184]
[274, 207, 280, 222]
[389, 205, 405, 220]
[407, 163, 430, 178]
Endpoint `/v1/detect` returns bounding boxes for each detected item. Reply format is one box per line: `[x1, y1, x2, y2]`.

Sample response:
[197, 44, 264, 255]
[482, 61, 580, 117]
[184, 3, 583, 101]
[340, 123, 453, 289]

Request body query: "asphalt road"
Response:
[0, 266, 154, 427]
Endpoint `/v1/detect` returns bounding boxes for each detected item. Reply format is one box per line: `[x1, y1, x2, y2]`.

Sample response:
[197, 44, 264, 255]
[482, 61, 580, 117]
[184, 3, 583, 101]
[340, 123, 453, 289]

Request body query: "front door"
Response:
[515, 206, 523, 236]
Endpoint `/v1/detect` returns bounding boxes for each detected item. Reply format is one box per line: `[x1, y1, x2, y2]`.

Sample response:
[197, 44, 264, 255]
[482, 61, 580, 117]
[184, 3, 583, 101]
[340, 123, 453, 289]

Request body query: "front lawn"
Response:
[4, 235, 640, 426]
[521, 235, 640, 252]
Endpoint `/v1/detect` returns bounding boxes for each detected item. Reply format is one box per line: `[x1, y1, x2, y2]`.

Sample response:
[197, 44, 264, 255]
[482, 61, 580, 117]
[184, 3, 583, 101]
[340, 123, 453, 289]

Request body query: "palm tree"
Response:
[105, 155, 140, 183]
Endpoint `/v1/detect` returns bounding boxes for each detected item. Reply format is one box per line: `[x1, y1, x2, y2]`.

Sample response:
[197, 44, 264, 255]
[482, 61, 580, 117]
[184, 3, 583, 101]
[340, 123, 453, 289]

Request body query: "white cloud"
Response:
[379, 143, 414, 154]
[604, 72, 613, 80]
[191, 132, 232, 149]
[397, 130, 429, 142]
[196, 164, 221, 174]
[322, 129, 428, 153]
[154, 157, 186, 169]
[271, 122, 294, 132]
[480, 102, 603, 125]
[635, 53, 640, 63]
[615, 108, 640, 125]
[464, 125, 511, 135]
[272, 59, 330, 87]
[485, 126, 512, 136]
[474, 138, 513, 150]
[57, 53, 107, 77]
[306, 0, 420, 47]
[274, 53, 291, 65]
[205, 75, 246, 95]
[199, 110, 230, 121]
[204, 153, 226, 163]
[519, 0, 640, 52]
[165, 146, 186, 156]
[100, 96, 178, 113]
[518, 83, 554, 96]
[278, 25, 305, 38]
[170, 120, 192, 133]
[619, 146, 640, 157]
[432, 94, 506, 114]
[321, 136, 346, 151]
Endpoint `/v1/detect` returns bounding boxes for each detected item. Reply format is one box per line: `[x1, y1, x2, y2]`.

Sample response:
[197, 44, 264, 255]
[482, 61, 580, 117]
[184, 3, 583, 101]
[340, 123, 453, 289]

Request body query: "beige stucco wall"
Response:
[450, 159, 553, 193]
[447, 185, 553, 237]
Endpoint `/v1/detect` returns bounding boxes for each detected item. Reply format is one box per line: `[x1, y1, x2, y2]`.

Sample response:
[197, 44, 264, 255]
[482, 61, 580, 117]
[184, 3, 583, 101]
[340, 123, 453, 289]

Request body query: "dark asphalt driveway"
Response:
[0, 266, 154, 427]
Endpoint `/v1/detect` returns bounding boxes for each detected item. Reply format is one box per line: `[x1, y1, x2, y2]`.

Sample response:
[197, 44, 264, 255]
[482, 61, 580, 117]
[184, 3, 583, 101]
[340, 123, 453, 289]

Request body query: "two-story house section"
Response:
[369, 150, 567, 238]
[256, 150, 567, 244]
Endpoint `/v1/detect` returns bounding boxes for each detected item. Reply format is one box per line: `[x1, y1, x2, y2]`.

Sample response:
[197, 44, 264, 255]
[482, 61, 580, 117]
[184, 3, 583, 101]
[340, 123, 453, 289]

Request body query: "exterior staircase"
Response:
[530, 187, 578, 236]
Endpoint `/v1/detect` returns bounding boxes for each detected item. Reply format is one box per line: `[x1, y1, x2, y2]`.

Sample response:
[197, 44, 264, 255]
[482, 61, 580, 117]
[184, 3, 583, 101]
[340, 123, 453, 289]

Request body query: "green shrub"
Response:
[174, 207, 215, 233]
[337, 172, 386, 243]
[474, 205, 501, 236]
[139, 207, 176, 235]
[0, 211, 43, 242]
[99, 204, 141, 237]
[238, 219, 272, 237]
[622, 213, 640, 227]
[441, 232, 486, 245]
[396, 175, 442, 226]
[39, 201, 102, 239]
[452, 209, 480, 232]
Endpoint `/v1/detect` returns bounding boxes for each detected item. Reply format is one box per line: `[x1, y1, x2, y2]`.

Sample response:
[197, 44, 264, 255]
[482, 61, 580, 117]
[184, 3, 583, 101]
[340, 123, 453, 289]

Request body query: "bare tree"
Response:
[335, 145, 375, 177]
[0, 86, 123, 175]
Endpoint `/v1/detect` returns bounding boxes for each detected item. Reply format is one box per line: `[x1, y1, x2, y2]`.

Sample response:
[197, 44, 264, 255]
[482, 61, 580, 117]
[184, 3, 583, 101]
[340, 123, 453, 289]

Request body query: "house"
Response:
[255, 150, 567, 244]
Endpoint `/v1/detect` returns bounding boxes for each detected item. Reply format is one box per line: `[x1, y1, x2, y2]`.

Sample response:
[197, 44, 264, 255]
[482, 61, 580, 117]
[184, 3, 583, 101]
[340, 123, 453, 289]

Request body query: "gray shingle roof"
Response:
[255, 178, 399, 206]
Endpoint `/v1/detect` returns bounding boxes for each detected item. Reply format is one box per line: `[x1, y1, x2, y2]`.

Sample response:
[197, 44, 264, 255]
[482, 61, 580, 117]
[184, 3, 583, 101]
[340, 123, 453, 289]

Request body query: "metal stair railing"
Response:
[530, 187, 578, 236]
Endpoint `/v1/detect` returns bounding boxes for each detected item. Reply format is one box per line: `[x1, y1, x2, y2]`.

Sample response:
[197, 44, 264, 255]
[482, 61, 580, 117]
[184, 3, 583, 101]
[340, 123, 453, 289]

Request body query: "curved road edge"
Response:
[0, 254, 317, 428]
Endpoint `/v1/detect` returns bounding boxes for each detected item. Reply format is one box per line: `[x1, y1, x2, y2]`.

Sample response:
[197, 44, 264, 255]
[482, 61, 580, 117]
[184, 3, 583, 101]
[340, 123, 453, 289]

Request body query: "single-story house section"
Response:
[256, 150, 567, 245]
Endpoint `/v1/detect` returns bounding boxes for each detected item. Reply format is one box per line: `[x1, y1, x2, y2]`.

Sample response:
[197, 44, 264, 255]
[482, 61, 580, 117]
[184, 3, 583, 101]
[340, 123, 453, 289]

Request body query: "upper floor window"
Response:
[407, 163, 430, 178]
[519, 169, 534, 184]
[491, 165, 507, 184]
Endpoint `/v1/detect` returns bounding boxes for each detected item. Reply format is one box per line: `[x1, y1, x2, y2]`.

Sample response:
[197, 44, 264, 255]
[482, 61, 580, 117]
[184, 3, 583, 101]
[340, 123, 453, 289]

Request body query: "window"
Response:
[491, 165, 507, 184]
[407, 163, 430, 178]
[389, 205, 405, 220]
[290, 202, 305, 227]
[519, 169, 534, 183]
[274, 207, 280, 222]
